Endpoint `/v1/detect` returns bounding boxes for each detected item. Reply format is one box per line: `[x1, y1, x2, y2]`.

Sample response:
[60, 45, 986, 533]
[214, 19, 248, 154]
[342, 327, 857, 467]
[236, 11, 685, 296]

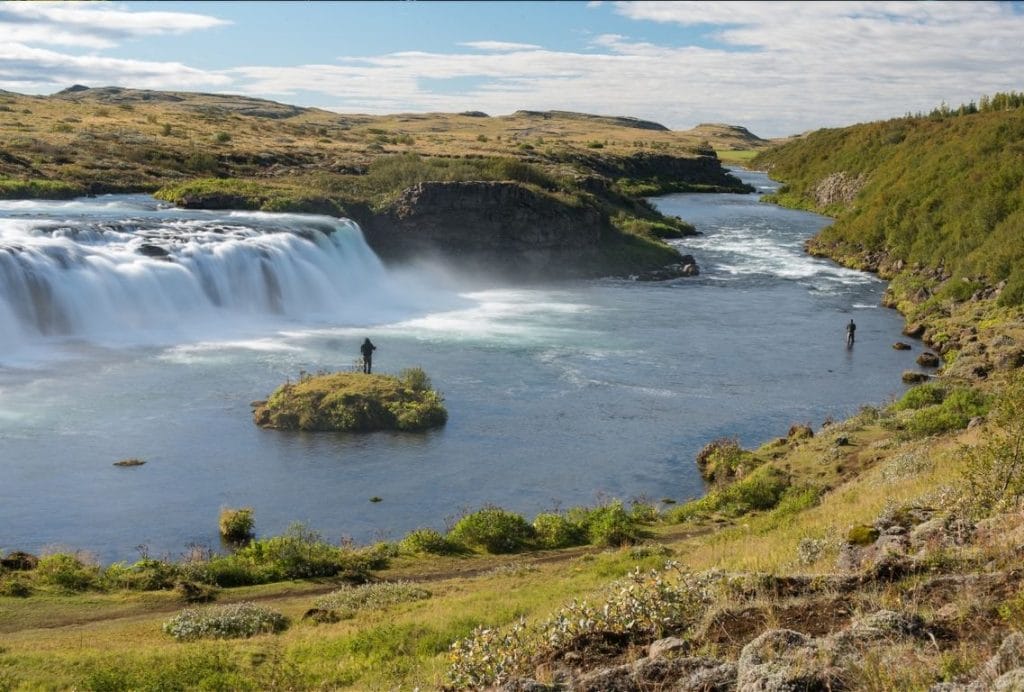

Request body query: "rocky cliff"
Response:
[357, 180, 677, 278]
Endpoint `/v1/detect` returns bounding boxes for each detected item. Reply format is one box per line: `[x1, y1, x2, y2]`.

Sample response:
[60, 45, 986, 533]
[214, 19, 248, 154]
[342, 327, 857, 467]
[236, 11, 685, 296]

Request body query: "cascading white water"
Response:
[0, 196, 443, 358]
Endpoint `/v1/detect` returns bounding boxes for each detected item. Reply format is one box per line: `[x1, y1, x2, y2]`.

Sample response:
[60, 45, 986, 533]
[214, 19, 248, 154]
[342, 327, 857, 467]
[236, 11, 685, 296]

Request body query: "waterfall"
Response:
[0, 196, 434, 357]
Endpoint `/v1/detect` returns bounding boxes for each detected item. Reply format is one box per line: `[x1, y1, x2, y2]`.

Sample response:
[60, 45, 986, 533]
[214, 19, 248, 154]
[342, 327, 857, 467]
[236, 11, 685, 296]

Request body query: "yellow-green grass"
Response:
[716, 148, 761, 165]
[0, 88, 760, 193]
[0, 549, 665, 690]
[253, 369, 446, 432]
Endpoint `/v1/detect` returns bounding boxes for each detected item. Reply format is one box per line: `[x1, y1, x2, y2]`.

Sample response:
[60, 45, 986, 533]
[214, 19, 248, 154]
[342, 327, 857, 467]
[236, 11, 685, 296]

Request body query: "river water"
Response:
[0, 170, 924, 561]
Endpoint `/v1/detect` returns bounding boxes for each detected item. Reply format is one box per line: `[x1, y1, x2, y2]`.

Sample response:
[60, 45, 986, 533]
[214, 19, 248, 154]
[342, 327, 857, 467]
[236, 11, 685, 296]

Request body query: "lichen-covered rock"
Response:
[968, 633, 1024, 690]
[737, 629, 840, 692]
[839, 609, 923, 643]
[813, 171, 866, 207]
[575, 656, 736, 692]
[648, 636, 688, 659]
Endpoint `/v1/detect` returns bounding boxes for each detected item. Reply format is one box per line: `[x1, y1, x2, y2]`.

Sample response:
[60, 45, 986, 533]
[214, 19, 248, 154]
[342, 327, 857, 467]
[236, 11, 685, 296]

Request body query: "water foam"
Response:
[0, 196, 455, 361]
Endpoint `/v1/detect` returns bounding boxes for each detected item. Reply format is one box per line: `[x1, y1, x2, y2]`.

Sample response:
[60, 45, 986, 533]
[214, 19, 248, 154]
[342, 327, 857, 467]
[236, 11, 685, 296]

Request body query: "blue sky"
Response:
[2, 1, 1023, 137]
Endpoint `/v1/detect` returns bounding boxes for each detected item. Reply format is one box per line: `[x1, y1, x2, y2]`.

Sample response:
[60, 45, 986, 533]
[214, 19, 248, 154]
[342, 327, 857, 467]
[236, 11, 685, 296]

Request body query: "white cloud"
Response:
[0, 2, 230, 92]
[459, 41, 542, 52]
[0, 2, 229, 38]
[0, 43, 230, 92]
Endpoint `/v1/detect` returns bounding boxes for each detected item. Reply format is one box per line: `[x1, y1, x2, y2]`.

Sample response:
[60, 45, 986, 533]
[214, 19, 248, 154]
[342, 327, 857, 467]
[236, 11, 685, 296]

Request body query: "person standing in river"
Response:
[846, 319, 856, 348]
[360, 338, 376, 373]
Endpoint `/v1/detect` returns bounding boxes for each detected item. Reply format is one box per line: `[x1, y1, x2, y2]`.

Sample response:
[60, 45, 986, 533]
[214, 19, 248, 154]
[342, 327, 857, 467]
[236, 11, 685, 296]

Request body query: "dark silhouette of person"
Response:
[360, 338, 376, 373]
[846, 319, 856, 347]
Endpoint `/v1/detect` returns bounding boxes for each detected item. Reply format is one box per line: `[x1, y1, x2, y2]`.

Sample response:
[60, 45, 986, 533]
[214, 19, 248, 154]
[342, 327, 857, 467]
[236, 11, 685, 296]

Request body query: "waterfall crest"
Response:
[0, 196, 424, 355]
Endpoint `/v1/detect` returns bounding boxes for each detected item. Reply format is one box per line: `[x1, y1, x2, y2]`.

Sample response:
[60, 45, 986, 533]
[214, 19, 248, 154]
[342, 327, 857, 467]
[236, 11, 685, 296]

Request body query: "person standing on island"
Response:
[360, 337, 376, 373]
[846, 319, 856, 348]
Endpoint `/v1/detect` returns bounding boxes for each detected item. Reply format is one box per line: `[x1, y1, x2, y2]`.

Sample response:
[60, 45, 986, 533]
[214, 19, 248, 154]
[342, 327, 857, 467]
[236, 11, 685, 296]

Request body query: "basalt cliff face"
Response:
[357, 181, 629, 277]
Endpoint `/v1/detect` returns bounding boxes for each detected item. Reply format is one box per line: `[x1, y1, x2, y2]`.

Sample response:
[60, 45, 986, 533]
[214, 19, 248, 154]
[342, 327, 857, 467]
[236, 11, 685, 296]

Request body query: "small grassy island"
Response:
[252, 368, 447, 432]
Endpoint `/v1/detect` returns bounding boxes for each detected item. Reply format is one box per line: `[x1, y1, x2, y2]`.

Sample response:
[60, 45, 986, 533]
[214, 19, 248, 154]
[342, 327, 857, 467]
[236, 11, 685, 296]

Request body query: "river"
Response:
[0, 169, 924, 561]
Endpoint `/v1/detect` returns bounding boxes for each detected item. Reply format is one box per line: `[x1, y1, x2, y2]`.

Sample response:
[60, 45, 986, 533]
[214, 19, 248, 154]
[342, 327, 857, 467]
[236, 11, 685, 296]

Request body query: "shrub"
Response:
[905, 386, 989, 437]
[448, 508, 536, 554]
[848, 525, 880, 546]
[231, 523, 376, 580]
[219, 507, 254, 543]
[399, 367, 431, 392]
[695, 437, 760, 483]
[670, 465, 791, 522]
[0, 575, 32, 597]
[313, 581, 431, 619]
[583, 501, 643, 547]
[721, 465, 791, 512]
[185, 523, 384, 587]
[894, 383, 947, 410]
[398, 528, 456, 555]
[214, 131, 231, 143]
[35, 553, 100, 591]
[163, 602, 288, 641]
[532, 513, 586, 550]
[102, 558, 181, 591]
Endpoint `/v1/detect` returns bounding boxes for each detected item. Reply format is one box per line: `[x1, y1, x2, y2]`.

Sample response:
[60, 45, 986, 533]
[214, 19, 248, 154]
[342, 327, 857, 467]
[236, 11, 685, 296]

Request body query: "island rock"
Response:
[253, 369, 447, 433]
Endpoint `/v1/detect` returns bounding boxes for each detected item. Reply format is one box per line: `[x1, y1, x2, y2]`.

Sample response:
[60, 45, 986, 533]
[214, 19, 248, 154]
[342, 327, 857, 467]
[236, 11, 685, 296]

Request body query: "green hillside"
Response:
[752, 95, 1024, 306]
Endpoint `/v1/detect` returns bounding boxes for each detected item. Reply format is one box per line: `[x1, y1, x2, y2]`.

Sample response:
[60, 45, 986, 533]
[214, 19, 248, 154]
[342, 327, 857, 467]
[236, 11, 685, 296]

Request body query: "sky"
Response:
[1, 1, 1023, 138]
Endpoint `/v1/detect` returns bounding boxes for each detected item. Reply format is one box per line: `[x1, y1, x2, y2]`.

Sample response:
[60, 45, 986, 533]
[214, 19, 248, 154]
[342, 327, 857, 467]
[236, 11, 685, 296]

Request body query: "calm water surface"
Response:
[0, 170, 923, 560]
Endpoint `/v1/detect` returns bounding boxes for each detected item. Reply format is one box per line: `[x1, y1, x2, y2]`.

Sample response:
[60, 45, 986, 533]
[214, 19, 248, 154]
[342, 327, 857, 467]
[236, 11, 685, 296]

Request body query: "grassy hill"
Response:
[752, 101, 1024, 307]
[0, 86, 757, 198]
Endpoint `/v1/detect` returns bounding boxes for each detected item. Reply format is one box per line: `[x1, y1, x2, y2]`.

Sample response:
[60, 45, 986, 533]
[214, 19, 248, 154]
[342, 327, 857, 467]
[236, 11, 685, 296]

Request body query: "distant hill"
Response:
[509, 110, 670, 131]
[0, 85, 763, 191]
[690, 123, 772, 149]
[753, 103, 1024, 306]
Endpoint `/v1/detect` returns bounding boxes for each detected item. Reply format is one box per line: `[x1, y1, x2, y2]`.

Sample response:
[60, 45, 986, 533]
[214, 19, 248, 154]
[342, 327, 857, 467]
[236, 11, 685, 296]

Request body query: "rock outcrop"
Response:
[812, 171, 866, 207]
[359, 181, 662, 277]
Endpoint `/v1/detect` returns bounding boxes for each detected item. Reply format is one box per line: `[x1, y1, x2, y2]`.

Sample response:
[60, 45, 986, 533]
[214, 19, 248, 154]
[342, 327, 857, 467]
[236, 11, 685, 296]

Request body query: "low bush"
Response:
[35, 553, 100, 592]
[905, 386, 989, 437]
[218, 507, 254, 543]
[448, 508, 536, 554]
[183, 523, 385, 587]
[695, 437, 761, 483]
[313, 581, 431, 619]
[532, 513, 586, 550]
[0, 575, 32, 597]
[163, 602, 288, 641]
[102, 558, 181, 591]
[671, 464, 791, 522]
[580, 501, 644, 547]
[894, 383, 947, 410]
[398, 528, 457, 555]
